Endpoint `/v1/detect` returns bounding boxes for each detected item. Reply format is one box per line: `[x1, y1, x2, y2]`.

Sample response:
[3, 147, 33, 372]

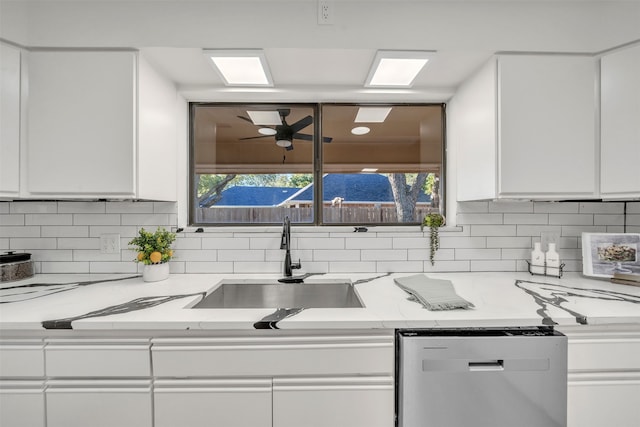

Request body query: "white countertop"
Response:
[1, 272, 639, 331]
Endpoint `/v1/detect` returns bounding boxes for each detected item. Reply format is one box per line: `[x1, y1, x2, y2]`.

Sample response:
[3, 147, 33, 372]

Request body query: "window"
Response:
[190, 103, 444, 225]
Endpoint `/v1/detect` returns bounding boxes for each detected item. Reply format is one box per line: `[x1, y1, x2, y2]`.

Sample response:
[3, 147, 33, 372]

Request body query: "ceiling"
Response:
[141, 47, 494, 102]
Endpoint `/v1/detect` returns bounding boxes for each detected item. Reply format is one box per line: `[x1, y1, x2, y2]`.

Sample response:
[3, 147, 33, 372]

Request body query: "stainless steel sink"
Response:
[192, 279, 364, 309]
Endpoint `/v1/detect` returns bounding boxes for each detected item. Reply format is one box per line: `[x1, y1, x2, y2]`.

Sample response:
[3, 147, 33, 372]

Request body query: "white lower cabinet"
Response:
[0, 380, 46, 427]
[560, 325, 640, 427]
[151, 331, 395, 427]
[0, 339, 46, 427]
[46, 380, 152, 427]
[273, 376, 394, 427]
[154, 379, 272, 427]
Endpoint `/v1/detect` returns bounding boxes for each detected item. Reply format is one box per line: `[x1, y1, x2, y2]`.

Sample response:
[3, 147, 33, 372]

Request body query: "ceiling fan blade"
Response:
[239, 135, 272, 141]
[291, 133, 333, 143]
[292, 133, 313, 141]
[289, 115, 313, 133]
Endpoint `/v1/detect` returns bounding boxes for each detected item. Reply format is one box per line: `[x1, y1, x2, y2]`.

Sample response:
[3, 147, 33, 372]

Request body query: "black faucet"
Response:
[280, 216, 301, 277]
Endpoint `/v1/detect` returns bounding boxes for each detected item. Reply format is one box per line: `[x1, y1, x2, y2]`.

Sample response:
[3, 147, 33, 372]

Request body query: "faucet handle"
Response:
[292, 259, 302, 270]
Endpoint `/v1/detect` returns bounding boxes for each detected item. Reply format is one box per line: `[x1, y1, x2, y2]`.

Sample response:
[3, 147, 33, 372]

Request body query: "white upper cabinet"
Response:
[600, 44, 640, 200]
[25, 50, 177, 200]
[0, 42, 22, 198]
[452, 54, 598, 201]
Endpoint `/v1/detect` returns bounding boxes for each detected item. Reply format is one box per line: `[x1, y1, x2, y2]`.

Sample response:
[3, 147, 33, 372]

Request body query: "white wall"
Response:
[2, 200, 638, 274]
[2, 1, 639, 53]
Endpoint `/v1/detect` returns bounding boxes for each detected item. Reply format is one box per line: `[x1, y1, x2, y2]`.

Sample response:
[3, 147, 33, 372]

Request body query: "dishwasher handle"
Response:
[468, 359, 504, 371]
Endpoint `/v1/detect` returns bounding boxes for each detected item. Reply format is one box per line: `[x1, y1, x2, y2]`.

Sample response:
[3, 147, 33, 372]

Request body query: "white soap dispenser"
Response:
[530, 242, 545, 274]
[545, 243, 561, 276]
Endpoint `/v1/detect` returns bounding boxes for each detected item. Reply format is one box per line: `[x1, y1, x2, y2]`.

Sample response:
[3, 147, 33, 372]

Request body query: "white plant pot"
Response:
[142, 263, 170, 282]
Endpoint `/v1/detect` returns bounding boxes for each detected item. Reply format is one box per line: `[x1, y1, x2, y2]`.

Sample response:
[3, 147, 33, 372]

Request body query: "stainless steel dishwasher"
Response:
[396, 327, 567, 427]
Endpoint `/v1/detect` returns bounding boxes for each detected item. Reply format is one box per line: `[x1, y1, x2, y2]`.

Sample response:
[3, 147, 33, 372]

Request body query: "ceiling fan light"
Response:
[365, 50, 435, 88]
[203, 49, 274, 87]
[258, 127, 277, 135]
[276, 139, 292, 148]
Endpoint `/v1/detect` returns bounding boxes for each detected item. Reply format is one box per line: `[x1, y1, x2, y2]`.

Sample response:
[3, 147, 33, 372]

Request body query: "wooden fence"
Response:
[195, 206, 437, 224]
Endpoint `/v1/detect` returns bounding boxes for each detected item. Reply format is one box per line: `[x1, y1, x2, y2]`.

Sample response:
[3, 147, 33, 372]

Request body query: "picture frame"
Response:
[581, 233, 640, 278]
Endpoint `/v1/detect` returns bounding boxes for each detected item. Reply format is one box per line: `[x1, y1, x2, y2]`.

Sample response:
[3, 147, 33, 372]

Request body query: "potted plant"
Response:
[421, 213, 445, 266]
[128, 227, 176, 282]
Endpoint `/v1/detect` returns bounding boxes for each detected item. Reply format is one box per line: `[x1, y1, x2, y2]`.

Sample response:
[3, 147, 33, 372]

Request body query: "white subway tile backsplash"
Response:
[41, 226, 89, 238]
[533, 202, 579, 213]
[375, 261, 423, 272]
[121, 214, 171, 226]
[362, 249, 406, 261]
[218, 249, 264, 262]
[594, 214, 625, 226]
[74, 214, 121, 226]
[457, 213, 503, 225]
[1, 200, 639, 275]
[57, 238, 100, 250]
[0, 214, 25, 226]
[580, 202, 625, 214]
[185, 261, 233, 274]
[314, 249, 361, 261]
[25, 214, 72, 226]
[549, 214, 594, 225]
[457, 202, 489, 213]
[41, 261, 90, 274]
[516, 225, 562, 236]
[440, 236, 486, 249]
[0, 226, 40, 238]
[489, 201, 533, 213]
[202, 237, 250, 250]
[58, 201, 106, 214]
[455, 248, 501, 260]
[328, 261, 377, 273]
[470, 225, 517, 236]
[106, 201, 155, 213]
[346, 237, 393, 250]
[470, 260, 517, 271]
[90, 262, 138, 274]
[503, 214, 548, 225]
[9, 238, 57, 250]
[10, 201, 57, 214]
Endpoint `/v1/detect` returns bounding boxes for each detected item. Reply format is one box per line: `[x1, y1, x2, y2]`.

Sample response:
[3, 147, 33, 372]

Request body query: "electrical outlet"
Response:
[541, 231, 560, 252]
[318, 1, 333, 25]
[100, 233, 121, 254]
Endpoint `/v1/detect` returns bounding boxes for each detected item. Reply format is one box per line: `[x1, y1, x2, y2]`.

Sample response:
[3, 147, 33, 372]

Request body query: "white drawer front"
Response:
[567, 336, 640, 372]
[46, 380, 152, 427]
[45, 340, 150, 377]
[273, 376, 395, 427]
[152, 334, 394, 377]
[0, 341, 45, 378]
[0, 381, 46, 427]
[154, 379, 272, 427]
[568, 376, 640, 427]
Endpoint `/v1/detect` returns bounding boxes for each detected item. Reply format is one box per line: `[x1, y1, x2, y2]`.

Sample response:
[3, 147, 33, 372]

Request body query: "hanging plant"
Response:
[421, 213, 445, 266]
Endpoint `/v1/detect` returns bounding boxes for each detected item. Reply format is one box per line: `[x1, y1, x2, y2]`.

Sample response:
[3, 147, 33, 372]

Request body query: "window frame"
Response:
[188, 102, 446, 227]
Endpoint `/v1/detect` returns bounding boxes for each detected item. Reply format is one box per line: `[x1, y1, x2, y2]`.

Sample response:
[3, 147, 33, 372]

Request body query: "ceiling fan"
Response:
[238, 109, 332, 151]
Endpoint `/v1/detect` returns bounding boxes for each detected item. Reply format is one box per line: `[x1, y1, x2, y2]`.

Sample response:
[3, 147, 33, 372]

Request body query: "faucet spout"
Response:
[281, 216, 301, 277]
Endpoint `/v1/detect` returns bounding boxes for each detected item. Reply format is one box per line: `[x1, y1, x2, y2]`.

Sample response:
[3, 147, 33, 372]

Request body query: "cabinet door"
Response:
[601, 44, 640, 199]
[154, 379, 272, 427]
[0, 42, 21, 197]
[0, 339, 45, 378]
[568, 375, 640, 427]
[0, 381, 46, 427]
[273, 376, 394, 427]
[46, 380, 152, 427]
[498, 55, 597, 198]
[26, 50, 136, 198]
